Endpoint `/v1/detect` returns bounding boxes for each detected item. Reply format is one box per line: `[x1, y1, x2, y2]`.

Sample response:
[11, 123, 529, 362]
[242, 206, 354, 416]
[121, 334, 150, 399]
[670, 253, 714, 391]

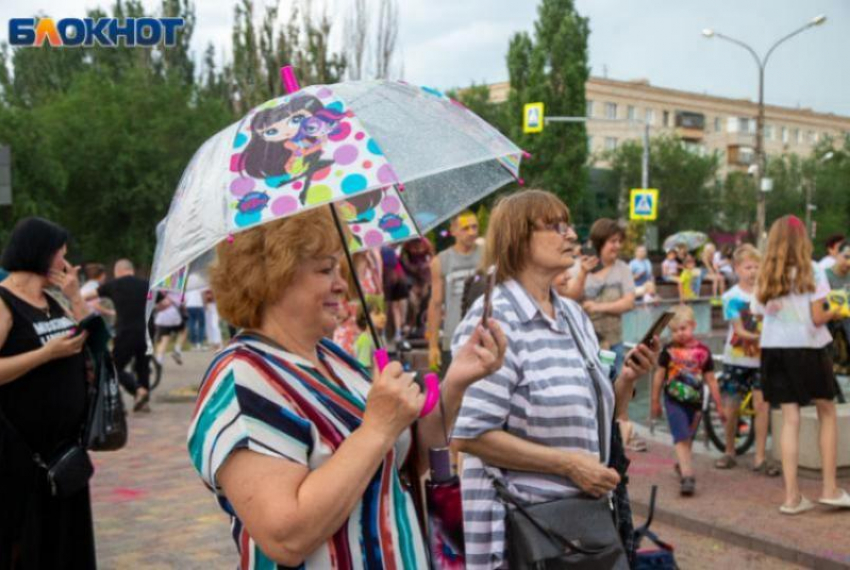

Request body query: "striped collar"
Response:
[502, 279, 570, 332]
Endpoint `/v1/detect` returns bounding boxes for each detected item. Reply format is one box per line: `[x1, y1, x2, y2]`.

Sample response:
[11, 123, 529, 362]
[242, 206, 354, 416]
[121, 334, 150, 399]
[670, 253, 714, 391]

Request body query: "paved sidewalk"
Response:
[89, 350, 834, 568]
[627, 426, 850, 569]
[91, 351, 236, 569]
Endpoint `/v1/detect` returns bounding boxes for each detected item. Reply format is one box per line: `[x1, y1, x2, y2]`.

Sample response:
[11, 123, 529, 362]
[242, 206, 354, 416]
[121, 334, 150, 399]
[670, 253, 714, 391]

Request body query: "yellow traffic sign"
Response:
[630, 188, 658, 221]
[523, 102, 544, 134]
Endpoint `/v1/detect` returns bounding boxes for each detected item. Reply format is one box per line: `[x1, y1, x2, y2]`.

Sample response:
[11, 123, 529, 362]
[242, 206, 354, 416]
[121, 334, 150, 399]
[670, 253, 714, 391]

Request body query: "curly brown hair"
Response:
[209, 208, 344, 329]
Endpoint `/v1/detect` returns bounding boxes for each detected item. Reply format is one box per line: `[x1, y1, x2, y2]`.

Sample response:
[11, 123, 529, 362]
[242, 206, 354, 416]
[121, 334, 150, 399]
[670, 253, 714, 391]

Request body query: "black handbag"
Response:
[83, 315, 128, 451]
[0, 409, 93, 498]
[34, 444, 94, 497]
[485, 309, 629, 569]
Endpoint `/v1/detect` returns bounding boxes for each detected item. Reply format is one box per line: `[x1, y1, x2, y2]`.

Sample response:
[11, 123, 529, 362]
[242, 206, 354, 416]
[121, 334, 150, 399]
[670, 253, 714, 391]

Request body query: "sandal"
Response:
[714, 454, 737, 469]
[626, 436, 648, 452]
[752, 460, 781, 477]
[680, 476, 696, 496]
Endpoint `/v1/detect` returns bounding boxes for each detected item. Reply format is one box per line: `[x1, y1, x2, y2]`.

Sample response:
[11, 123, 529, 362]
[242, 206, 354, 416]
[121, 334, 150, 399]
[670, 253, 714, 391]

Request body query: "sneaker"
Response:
[714, 454, 737, 469]
[171, 350, 183, 365]
[680, 476, 696, 496]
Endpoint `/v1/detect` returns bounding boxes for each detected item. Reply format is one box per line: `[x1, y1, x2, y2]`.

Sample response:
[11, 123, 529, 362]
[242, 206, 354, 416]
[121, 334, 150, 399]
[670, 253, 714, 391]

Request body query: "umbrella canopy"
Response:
[663, 231, 709, 253]
[150, 80, 523, 291]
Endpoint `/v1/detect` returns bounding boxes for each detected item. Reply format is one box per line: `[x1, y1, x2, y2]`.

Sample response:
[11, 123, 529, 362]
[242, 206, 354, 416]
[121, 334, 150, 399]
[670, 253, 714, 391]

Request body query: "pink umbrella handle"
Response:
[280, 66, 300, 94]
[373, 348, 440, 418]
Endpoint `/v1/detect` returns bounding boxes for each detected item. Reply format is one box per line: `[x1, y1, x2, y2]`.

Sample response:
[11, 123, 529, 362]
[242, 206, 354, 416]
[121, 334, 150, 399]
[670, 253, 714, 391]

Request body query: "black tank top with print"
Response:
[0, 287, 87, 458]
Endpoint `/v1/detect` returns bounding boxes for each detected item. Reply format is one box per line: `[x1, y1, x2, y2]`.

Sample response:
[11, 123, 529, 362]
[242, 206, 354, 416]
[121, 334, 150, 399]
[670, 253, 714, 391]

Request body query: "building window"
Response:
[714, 117, 722, 132]
[727, 117, 739, 133]
[627, 105, 636, 120]
[794, 128, 801, 144]
[586, 100, 594, 118]
[781, 127, 788, 143]
[605, 137, 618, 151]
[587, 136, 594, 152]
[807, 131, 816, 144]
[663, 110, 670, 127]
[764, 125, 774, 140]
[739, 147, 755, 165]
[605, 102, 617, 119]
[739, 118, 751, 133]
[645, 109, 655, 125]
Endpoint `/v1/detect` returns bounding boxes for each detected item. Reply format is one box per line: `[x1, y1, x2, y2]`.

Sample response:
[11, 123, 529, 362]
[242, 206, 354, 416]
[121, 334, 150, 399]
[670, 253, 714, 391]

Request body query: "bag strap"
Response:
[490, 476, 603, 556]
[561, 306, 608, 464]
[0, 402, 48, 468]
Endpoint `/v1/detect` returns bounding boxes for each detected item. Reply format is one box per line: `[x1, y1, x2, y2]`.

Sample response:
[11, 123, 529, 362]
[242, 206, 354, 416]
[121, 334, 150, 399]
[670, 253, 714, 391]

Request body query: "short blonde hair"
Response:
[733, 243, 760, 266]
[484, 190, 570, 283]
[669, 305, 695, 328]
[209, 208, 343, 329]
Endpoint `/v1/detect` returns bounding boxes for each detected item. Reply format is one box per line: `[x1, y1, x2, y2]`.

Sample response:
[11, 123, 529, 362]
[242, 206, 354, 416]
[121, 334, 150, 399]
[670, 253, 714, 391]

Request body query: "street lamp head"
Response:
[811, 14, 827, 26]
[821, 151, 835, 162]
[702, 29, 715, 38]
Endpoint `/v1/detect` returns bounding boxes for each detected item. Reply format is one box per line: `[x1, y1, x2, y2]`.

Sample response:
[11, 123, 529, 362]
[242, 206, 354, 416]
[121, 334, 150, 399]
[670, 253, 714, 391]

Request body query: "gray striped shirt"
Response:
[452, 279, 615, 570]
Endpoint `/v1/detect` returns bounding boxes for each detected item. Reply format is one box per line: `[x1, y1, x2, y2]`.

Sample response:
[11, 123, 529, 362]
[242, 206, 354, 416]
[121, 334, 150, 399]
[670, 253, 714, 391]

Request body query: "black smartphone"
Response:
[638, 311, 674, 350]
[480, 265, 497, 328]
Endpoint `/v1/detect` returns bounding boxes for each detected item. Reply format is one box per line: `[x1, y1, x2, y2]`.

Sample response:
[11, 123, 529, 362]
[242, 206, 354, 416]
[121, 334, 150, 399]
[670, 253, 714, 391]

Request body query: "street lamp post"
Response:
[702, 15, 827, 246]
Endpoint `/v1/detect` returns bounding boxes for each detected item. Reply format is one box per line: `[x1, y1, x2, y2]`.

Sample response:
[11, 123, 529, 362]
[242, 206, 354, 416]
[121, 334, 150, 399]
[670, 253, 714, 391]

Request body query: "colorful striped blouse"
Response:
[187, 333, 428, 569]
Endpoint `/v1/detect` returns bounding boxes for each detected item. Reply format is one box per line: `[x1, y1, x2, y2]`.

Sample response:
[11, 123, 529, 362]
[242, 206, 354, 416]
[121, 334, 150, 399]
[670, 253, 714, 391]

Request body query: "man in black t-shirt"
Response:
[95, 259, 151, 412]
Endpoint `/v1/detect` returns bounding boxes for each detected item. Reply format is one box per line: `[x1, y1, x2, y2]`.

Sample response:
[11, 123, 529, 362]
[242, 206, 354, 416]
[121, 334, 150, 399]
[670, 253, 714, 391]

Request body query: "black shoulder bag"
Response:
[0, 408, 93, 498]
[486, 309, 629, 569]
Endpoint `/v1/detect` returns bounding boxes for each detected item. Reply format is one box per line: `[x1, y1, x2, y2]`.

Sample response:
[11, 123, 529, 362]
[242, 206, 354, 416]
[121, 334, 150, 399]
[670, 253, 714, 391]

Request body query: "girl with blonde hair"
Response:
[753, 215, 850, 513]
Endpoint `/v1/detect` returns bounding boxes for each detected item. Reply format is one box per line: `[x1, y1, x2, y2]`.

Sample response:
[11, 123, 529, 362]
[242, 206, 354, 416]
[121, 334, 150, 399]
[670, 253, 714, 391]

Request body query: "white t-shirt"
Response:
[154, 292, 183, 327]
[184, 289, 205, 309]
[819, 256, 836, 271]
[751, 262, 832, 349]
[722, 285, 761, 368]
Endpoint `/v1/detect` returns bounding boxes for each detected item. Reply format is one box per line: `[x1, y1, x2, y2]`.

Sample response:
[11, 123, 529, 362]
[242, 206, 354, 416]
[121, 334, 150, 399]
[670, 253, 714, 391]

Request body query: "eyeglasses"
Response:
[536, 221, 574, 238]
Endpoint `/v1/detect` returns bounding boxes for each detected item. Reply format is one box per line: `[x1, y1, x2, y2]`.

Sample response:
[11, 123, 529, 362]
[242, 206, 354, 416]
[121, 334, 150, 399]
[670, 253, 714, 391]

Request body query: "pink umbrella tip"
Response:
[518, 178, 525, 186]
[226, 234, 235, 243]
[280, 66, 301, 94]
[522, 151, 532, 159]
[146, 291, 153, 300]
[397, 182, 406, 192]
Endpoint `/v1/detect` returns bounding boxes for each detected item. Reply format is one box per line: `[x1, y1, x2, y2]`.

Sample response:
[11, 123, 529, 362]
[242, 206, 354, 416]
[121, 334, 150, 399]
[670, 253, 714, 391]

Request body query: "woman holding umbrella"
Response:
[187, 207, 506, 568]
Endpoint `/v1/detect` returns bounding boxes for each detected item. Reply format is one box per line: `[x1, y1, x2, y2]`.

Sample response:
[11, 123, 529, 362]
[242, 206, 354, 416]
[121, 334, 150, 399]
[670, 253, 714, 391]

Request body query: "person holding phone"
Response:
[572, 218, 636, 375]
[450, 191, 657, 570]
[0, 217, 95, 569]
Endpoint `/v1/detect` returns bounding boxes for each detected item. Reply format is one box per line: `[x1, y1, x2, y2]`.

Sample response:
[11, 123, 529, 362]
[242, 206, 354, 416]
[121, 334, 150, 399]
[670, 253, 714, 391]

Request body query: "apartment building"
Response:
[487, 77, 850, 175]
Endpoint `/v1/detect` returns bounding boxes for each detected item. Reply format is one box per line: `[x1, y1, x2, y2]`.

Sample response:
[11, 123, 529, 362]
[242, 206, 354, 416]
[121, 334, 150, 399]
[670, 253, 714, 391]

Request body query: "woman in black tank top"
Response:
[0, 218, 95, 570]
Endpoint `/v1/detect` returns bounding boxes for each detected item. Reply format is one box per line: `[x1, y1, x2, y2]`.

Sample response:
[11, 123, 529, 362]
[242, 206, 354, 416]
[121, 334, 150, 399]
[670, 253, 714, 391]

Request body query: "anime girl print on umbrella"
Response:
[229, 88, 401, 229]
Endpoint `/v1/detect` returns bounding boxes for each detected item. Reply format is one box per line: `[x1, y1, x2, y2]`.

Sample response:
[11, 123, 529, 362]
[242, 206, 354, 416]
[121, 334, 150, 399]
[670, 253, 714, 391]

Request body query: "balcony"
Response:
[727, 145, 755, 166]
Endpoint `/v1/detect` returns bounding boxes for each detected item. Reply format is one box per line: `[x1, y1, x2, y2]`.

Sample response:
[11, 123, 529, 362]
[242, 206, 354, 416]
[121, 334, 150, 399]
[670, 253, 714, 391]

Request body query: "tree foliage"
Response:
[505, 0, 590, 210]
[0, 0, 348, 268]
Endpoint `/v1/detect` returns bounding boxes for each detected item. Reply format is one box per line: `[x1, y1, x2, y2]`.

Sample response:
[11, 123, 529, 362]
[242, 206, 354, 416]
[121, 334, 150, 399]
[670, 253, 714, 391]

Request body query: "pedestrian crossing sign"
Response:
[523, 102, 544, 134]
[630, 188, 658, 221]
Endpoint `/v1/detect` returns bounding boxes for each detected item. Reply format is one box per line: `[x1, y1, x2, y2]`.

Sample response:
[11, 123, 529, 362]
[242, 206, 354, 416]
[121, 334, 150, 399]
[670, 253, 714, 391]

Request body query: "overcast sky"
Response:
[4, 0, 848, 115]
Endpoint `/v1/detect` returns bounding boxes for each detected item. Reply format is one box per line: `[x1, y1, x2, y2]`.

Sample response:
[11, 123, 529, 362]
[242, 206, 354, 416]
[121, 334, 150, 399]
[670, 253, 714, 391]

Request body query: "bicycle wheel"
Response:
[149, 357, 163, 391]
[703, 396, 755, 455]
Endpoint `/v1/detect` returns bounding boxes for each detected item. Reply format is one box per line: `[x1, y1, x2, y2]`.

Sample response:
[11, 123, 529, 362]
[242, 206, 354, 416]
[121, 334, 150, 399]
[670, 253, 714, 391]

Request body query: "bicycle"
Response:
[117, 355, 162, 394]
[702, 372, 755, 455]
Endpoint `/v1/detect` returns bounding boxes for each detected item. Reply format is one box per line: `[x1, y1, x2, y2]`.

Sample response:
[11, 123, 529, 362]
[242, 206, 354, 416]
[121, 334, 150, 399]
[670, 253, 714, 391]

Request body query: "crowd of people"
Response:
[3, 197, 850, 569]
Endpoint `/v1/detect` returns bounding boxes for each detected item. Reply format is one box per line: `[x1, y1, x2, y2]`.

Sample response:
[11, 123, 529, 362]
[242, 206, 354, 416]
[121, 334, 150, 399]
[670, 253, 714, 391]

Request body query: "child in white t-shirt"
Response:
[715, 245, 777, 475]
[752, 215, 850, 514]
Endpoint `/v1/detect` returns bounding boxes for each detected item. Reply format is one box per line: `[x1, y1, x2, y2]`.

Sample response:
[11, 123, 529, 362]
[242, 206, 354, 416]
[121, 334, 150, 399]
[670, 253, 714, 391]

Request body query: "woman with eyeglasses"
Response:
[450, 190, 657, 570]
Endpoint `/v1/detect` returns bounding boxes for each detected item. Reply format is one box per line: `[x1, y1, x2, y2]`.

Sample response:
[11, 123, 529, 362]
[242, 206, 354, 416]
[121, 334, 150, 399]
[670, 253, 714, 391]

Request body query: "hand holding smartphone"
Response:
[628, 311, 673, 366]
